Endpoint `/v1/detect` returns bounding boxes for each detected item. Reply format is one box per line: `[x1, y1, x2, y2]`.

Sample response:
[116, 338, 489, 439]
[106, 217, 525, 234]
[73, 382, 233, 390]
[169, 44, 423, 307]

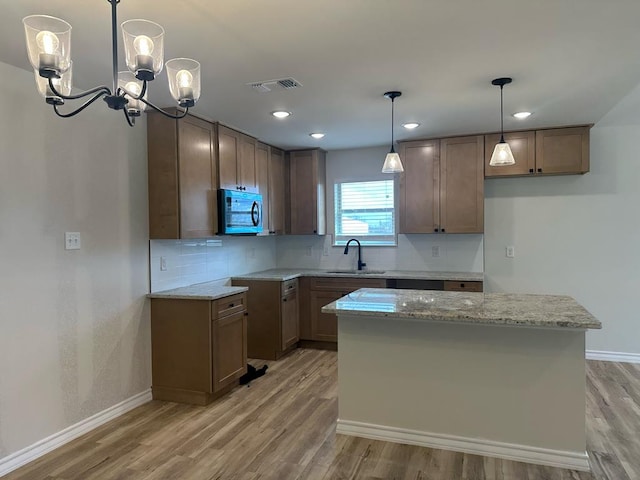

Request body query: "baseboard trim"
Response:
[586, 350, 640, 364]
[0, 389, 152, 477]
[336, 419, 590, 472]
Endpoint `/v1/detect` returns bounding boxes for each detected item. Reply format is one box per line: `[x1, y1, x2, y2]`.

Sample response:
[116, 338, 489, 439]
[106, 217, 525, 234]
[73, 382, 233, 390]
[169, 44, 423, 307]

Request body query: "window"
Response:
[334, 179, 396, 246]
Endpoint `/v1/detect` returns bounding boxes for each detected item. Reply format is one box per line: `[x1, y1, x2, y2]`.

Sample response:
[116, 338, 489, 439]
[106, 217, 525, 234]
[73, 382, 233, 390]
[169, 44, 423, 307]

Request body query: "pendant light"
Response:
[489, 77, 516, 166]
[382, 91, 404, 173]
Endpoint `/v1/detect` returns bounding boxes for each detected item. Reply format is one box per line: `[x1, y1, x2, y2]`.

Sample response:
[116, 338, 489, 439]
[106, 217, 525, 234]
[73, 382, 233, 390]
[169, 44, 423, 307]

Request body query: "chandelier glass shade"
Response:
[23, 0, 201, 126]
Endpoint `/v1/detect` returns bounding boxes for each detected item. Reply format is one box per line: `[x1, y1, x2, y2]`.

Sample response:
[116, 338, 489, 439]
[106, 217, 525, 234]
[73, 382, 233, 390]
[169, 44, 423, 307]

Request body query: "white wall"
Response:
[0, 61, 150, 459]
[485, 85, 640, 355]
[276, 146, 484, 272]
[150, 236, 276, 292]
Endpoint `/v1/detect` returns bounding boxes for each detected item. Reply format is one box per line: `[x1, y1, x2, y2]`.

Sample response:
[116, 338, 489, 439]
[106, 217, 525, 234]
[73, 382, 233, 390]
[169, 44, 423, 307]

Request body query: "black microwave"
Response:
[218, 189, 263, 235]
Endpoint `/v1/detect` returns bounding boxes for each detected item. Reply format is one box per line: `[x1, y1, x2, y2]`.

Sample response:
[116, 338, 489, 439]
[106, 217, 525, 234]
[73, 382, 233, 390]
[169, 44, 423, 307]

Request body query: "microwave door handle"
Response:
[251, 201, 260, 226]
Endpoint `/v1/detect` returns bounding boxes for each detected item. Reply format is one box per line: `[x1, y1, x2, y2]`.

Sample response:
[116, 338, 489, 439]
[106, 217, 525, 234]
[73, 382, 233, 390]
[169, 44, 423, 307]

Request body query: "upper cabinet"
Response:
[147, 111, 218, 239]
[399, 136, 484, 234]
[269, 147, 286, 235]
[289, 149, 326, 235]
[485, 126, 590, 178]
[218, 125, 257, 192]
[255, 142, 270, 234]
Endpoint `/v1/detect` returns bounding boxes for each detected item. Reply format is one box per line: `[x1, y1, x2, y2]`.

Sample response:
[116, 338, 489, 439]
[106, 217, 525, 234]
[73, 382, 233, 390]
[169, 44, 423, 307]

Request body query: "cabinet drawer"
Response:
[281, 278, 298, 296]
[443, 281, 483, 292]
[310, 277, 386, 292]
[214, 293, 247, 319]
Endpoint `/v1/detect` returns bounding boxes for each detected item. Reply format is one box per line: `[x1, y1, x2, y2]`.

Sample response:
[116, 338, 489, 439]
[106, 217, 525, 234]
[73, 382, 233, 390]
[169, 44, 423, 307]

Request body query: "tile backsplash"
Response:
[276, 234, 483, 272]
[150, 236, 277, 292]
[149, 233, 482, 292]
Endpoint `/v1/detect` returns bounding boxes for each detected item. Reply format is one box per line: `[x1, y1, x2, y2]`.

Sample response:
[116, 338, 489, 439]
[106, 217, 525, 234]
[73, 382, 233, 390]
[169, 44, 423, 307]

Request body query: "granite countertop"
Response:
[230, 268, 483, 282]
[148, 282, 248, 300]
[321, 288, 602, 330]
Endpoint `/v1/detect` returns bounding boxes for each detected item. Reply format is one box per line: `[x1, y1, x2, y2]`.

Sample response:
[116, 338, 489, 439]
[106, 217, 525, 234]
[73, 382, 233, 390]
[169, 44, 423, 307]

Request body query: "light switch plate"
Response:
[65, 232, 81, 250]
[506, 246, 515, 258]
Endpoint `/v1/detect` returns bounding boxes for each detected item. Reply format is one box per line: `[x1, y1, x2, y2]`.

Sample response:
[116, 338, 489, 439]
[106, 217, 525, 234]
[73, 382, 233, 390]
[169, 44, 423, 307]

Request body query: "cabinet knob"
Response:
[229, 303, 234, 307]
[537, 168, 542, 173]
[313, 230, 317, 234]
[269, 230, 276, 234]
[461, 283, 465, 288]
[434, 228, 438, 232]
[283, 298, 287, 302]
[441, 228, 445, 233]
[529, 168, 534, 173]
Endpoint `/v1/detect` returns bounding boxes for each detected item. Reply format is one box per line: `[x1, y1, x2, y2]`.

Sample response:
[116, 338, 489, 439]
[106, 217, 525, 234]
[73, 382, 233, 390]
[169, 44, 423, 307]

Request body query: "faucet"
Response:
[344, 238, 366, 271]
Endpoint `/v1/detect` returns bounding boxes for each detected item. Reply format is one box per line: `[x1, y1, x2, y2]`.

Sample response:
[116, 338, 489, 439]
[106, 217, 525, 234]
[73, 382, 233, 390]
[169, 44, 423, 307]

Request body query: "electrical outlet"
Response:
[160, 257, 167, 271]
[506, 246, 515, 258]
[305, 246, 313, 257]
[64, 232, 81, 250]
[432, 245, 440, 258]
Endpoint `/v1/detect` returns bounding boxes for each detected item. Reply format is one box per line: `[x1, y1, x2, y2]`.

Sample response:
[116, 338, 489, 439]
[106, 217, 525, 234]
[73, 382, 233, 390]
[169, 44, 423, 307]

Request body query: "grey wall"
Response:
[484, 85, 640, 355]
[0, 61, 151, 458]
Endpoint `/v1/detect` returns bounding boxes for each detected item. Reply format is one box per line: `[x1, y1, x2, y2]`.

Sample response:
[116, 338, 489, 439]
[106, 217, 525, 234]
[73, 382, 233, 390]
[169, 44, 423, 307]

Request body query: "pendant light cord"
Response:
[499, 85, 505, 143]
[390, 96, 395, 153]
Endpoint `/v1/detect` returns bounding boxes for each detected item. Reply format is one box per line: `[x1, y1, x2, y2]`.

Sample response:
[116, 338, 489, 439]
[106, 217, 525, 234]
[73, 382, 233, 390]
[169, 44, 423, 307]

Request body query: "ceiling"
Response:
[3, 0, 640, 150]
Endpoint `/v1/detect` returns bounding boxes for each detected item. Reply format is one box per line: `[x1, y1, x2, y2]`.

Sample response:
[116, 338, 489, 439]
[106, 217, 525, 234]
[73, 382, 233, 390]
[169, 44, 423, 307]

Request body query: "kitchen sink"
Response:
[326, 270, 386, 275]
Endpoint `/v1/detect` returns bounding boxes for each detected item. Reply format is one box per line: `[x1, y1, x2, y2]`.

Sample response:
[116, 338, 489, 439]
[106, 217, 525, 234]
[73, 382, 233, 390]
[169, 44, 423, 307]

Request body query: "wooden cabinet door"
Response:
[440, 136, 484, 233]
[268, 147, 286, 234]
[290, 150, 326, 235]
[310, 290, 343, 342]
[178, 116, 217, 238]
[399, 140, 440, 233]
[281, 290, 299, 350]
[218, 125, 239, 190]
[212, 311, 247, 392]
[484, 131, 536, 177]
[536, 127, 589, 175]
[256, 142, 270, 234]
[239, 134, 257, 192]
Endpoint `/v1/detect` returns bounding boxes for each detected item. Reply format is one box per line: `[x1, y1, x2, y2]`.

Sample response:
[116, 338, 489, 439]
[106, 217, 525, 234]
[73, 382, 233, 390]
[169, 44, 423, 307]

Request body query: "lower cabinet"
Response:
[150, 292, 248, 405]
[301, 277, 387, 345]
[231, 278, 299, 360]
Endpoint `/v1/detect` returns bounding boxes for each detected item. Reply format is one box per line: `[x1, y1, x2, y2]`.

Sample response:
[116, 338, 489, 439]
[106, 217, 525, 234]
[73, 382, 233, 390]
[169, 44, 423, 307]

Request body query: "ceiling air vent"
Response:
[246, 77, 302, 93]
[276, 78, 302, 89]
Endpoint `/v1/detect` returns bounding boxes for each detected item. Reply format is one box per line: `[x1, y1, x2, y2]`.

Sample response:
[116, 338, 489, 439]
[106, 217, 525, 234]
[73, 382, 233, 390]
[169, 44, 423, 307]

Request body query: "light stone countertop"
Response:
[230, 268, 484, 282]
[321, 288, 602, 330]
[147, 282, 248, 300]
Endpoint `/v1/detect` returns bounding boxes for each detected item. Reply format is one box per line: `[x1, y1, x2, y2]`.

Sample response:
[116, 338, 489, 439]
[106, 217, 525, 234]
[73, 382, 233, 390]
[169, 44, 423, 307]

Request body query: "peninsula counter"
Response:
[322, 288, 601, 471]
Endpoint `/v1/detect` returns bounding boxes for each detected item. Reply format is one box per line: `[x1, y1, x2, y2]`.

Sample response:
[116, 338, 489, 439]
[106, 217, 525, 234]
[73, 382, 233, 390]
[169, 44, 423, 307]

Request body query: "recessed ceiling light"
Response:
[310, 133, 325, 139]
[271, 110, 291, 119]
[402, 122, 420, 130]
[512, 111, 532, 119]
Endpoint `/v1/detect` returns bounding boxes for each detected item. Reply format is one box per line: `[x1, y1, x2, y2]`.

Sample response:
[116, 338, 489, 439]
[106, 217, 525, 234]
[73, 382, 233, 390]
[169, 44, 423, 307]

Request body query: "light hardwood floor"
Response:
[4, 349, 639, 480]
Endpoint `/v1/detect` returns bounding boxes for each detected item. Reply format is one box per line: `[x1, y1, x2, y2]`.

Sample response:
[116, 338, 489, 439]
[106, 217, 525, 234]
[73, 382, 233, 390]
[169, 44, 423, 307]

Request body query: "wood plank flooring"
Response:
[4, 349, 639, 480]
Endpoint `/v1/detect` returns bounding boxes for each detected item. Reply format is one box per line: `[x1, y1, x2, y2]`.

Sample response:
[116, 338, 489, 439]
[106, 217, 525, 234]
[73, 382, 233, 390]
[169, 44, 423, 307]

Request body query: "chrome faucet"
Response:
[344, 238, 366, 271]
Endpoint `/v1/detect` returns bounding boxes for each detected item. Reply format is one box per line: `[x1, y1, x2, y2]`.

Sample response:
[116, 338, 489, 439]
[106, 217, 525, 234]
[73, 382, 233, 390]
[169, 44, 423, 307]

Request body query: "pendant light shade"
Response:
[382, 91, 404, 173]
[489, 77, 515, 167]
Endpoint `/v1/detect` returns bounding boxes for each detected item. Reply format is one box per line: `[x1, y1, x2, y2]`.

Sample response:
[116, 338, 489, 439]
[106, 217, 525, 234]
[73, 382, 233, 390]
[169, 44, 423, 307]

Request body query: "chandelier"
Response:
[23, 0, 201, 126]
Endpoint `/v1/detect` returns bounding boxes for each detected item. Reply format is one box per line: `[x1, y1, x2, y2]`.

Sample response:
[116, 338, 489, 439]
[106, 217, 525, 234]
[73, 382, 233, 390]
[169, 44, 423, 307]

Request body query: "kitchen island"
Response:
[322, 288, 601, 471]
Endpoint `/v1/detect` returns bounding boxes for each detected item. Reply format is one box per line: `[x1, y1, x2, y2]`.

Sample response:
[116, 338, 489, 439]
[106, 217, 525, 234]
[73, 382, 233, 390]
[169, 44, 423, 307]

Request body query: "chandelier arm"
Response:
[52, 91, 109, 118]
[123, 108, 135, 127]
[139, 97, 189, 119]
[48, 77, 111, 101]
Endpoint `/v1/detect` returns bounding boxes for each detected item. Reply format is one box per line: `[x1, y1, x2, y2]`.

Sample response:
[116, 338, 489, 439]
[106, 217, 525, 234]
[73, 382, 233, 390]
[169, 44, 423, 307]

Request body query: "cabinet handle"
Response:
[269, 230, 276, 234]
[313, 230, 317, 233]
[283, 298, 287, 302]
[529, 168, 534, 173]
[229, 303, 234, 307]
[537, 168, 542, 173]
[461, 283, 465, 288]
[244, 312, 249, 316]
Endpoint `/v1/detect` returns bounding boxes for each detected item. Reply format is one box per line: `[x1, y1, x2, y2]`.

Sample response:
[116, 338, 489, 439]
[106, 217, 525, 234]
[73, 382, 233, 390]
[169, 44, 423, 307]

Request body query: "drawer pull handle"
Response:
[229, 303, 234, 307]
[460, 283, 465, 288]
